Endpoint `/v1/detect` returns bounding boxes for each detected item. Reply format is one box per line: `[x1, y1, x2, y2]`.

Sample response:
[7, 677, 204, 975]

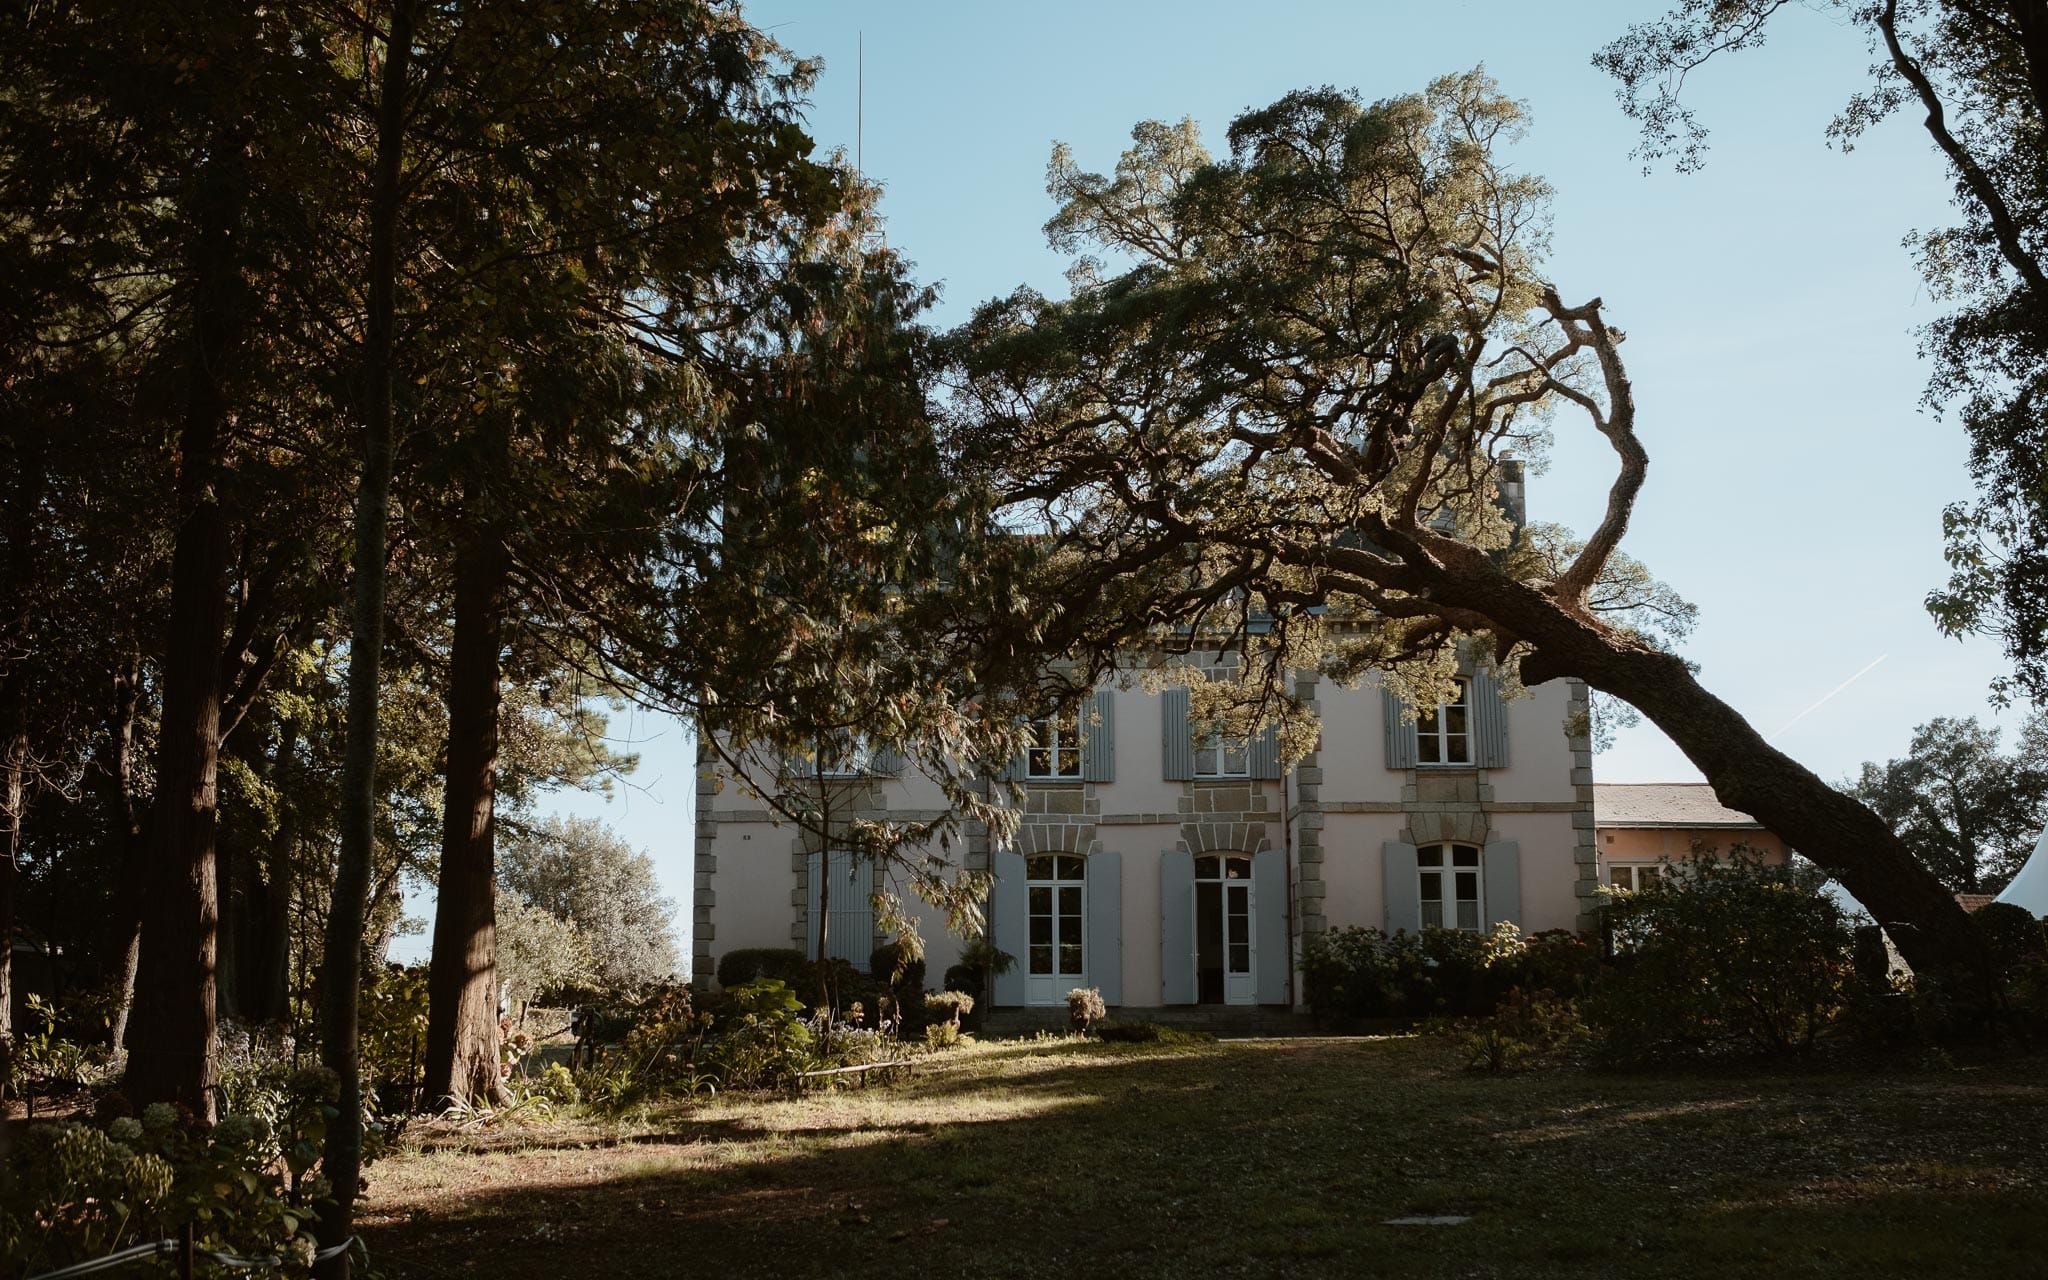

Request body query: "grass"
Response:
[360, 1036, 2048, 1278]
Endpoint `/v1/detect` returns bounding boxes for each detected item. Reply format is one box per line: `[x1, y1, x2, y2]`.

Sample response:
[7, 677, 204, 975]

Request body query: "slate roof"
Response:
[1593, 783, 1766, 830]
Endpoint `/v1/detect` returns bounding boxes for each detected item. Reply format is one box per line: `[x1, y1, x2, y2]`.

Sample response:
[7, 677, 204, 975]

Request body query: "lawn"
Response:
[359, 1036, 2048, 1278]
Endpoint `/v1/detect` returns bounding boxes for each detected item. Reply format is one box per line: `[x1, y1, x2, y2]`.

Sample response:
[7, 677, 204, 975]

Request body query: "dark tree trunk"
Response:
[423, 534, 510, 1108]
[318, 6, 414, 1268]
[217, 818, 243, 1024]
[126, 146, 247, 1120]
[103, 653, 147, 1054]
[0, 695, 21, 1101]
[1487, 571, 1988, 987]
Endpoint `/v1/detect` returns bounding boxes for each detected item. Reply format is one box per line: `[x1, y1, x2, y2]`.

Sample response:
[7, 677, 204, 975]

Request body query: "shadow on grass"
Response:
[363, 1040, 2048, 1280]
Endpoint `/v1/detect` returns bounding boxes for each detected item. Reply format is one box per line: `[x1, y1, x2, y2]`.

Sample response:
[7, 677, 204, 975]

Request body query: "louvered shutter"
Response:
[1086, 853, 1123, 1006]
[1082, 689, 1116, 782]
[1470, 670, 1510, 769]
[1382, 688, 1417, 769]
[1160, 850, 1197, 1004]
[1250, 723, 1282, 779]
[1483, 840, 1522, 929]
[1161, 686, 1194, 780]
[1252, 847, 1289, 1005]
[1383, 842, 1422, 933]
[990, 850, 1028, 1007]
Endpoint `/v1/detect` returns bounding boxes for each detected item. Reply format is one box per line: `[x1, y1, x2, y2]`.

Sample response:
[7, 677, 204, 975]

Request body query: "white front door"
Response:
[1196, 855, 1256, 1006]
[1025, 853, 1087, 1006]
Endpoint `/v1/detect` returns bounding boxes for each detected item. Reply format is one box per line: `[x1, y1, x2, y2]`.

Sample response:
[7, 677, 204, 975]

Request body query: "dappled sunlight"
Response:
[1503, 1095, 1765, 1146]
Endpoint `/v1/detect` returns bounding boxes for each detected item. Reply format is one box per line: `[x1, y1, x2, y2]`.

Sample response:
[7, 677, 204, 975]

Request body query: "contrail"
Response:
[1768, 655, 1888, 741]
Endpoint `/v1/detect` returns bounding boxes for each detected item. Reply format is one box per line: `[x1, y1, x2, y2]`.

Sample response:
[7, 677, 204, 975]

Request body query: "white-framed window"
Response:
[788, 730, 874, 778]
[1193, 733, 1250, 778]
[1607, 862, 1665, 893]
[1416, 679, 1472, 766]
[1026, 707, 1083, 779]
[1026, 854, 1087, 978]
[1419, 843, 1483, 931]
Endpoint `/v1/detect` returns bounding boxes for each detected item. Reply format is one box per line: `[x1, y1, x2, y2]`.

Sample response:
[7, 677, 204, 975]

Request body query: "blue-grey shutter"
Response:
[991, 850, 1028, 1006]
[805, 851, 824, 959]
[1252, 847, 1289, 1005]
[1382, 688, 1417, 769]
[1160, 849, 1196, 1004]
[1483, 840, 1521, 929]
[809, 852, 874, 969]
[1082, 689, 1116, 782]
[1250, 723, 1282, 780]
[1383, 841, 1422, 933]
[1162, 686, 1194, 781]
[870, 746, 906, 776]
[1086, 852, 1122, 1006]
[1471, 670, 1510, 768]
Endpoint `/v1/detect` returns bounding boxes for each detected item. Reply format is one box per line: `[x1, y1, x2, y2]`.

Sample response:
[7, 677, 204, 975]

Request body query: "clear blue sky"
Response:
[457, 1, 2027, 971]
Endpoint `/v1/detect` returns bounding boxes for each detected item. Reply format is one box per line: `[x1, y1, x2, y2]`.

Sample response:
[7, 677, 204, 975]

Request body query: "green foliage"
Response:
[702, 980, 814, 1092]
[1066, 987, 1106, 1035]
[357, 965, 431, 1117]
[7, 994, 112, 1099]
[500, 815, 681, 997]
[923, 991, 974, 1028]
[923, 1021, 963, 1051]
[717, 948, 813, 992]
[1846, 714, 2048, 894]
[496, 895, 596, 1012]
[1972, 901, 2048, 985]
[1589, 853, 1853, 1062]
[1462, 1028, 1534, 1074]
[1302, 923, 1582, 1022]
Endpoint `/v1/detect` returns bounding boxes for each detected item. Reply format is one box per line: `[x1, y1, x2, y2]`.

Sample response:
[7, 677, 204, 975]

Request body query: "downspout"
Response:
[1280, 721, 1297, 1011]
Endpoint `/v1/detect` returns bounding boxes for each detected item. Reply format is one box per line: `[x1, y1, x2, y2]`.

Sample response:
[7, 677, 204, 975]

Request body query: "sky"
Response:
[402, 2, 2030, 969]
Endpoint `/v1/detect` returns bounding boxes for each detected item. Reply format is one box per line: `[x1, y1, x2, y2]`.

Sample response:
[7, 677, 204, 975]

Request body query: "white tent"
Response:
[1995, 820, 2048, 917]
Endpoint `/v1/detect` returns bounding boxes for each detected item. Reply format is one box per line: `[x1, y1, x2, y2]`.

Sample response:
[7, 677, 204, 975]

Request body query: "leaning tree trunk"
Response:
[318, 9, 414, 1270]
[0, 697, 21, 1101]
[422, 533, 511, 1109]
[126, 146, 246, 1120]
[1485, 572, 1989, 988]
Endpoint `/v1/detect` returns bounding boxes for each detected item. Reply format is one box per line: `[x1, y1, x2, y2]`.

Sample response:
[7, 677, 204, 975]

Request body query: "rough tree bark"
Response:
[423, 533, 511, 1108]
[318, 6, 414, 1267]
[102, 652, 147, 1054]
[125, 145, 246, 1119]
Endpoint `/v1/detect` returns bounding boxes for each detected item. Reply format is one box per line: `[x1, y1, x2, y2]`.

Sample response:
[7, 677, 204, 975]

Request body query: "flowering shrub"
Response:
[1303, 923, 1599, 1022]
[2, 1096, 327, 1279]
[1066, 988, 1106, 1035]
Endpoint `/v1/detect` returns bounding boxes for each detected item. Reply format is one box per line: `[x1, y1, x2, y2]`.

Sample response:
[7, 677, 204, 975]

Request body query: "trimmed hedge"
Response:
[715, 948, 810, 991]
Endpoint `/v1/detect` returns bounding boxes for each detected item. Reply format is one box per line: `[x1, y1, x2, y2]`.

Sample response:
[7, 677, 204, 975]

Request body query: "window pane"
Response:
[1194, 743, 1218, 774]
[1027, 747, 1052, 776]
[1059, 941, 1084, 975]
[1223, 741, 1249, 773]
[1418, 847, 1443, 868]
[1421, 901, 1444, 929]
[1059, 886, 1082, 916]
[1445, 732, 1470, 764]
[1420, 871, 1442, 902]
[1225, 857, 1251, 881]
[1057, 746, 1081, 777]
[1030, 943, 1053, 975]
[1610, 866, 1633, 890]
[1029, 886, 1051, 915]
[1229, 942, 1250, 973]
[1417, 731, 1440, 764]
[1026, 856, 1053, 881]
[1058, 855, 1086, 881]
[1444, 704, 1468, 736]
[1455, 871, 1478, 902]
[1030, 914, 1052, 945]
[1029, 717, 1054, 749]
[1456, 900, 1479, 931]
[1453, 848, 1479, 868]
[1194, 855, 1220, 880]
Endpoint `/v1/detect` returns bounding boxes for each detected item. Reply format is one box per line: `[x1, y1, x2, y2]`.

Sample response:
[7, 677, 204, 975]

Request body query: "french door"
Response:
[1195, 855, 1255, 1006]
[1026, 854, 1086, 1005]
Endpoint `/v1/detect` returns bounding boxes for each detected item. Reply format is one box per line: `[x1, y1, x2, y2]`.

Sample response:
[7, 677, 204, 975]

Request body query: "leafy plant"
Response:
[1066, 987, 1106, 1035]
[1589, 852, 1853, 1061]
